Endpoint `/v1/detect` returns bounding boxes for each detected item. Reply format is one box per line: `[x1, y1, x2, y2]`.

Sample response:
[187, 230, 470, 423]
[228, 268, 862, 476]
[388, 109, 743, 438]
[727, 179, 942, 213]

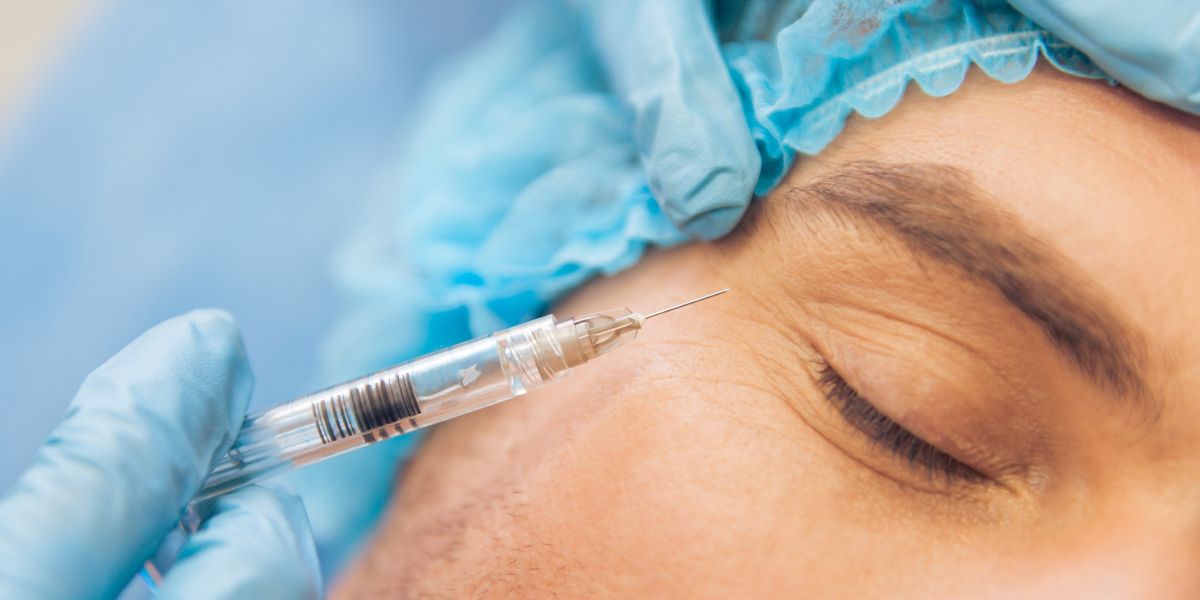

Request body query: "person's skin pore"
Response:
[334, 66, 1200, 598]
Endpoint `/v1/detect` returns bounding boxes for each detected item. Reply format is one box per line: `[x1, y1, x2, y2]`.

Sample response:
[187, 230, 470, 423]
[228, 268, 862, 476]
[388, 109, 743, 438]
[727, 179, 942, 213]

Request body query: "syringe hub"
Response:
[552, 289, 729, 368]
[555, 308, 644, 367]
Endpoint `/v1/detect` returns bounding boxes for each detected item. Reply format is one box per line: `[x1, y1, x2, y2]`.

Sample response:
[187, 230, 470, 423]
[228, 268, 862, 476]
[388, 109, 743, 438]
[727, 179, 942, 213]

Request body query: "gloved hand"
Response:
[0, 310, 320, 599]
[1008, 0, 1200, 115]
[574, 0, 762, 241]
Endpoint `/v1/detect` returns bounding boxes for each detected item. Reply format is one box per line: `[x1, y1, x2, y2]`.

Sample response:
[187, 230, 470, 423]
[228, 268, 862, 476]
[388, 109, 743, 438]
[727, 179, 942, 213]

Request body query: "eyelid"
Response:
[815, 362, 987, 485]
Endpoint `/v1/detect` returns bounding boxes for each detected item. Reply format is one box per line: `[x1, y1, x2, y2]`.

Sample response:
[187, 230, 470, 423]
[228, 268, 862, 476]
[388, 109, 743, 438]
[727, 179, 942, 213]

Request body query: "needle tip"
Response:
[644, 288, 730, 319]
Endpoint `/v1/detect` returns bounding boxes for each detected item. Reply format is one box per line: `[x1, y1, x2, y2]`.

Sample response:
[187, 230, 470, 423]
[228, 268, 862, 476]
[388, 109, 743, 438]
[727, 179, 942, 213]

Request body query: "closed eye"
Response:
[816, 363, 986, 484]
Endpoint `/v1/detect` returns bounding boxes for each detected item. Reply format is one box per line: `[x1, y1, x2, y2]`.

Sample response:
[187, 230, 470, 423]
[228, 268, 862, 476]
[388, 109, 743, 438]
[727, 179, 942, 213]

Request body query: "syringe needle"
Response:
[643, 288, 730, 319]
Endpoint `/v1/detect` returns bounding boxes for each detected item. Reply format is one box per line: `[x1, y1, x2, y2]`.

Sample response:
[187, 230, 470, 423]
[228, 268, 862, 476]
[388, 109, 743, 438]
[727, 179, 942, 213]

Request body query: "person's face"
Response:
[335, 68, 1200, 598]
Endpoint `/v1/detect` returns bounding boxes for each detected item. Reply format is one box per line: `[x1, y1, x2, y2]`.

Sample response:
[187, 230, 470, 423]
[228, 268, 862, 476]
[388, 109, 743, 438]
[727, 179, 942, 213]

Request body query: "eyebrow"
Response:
[782, 161, 1152, 410]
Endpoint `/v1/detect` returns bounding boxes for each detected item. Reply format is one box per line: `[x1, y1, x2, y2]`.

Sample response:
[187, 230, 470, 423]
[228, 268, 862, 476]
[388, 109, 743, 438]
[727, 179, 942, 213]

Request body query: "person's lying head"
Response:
[333, 62, 1200, 597]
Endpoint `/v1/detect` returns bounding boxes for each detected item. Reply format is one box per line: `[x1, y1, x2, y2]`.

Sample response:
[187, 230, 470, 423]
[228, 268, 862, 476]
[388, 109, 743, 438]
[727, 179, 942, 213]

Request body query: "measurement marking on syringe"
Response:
[313, 373, 420, 444]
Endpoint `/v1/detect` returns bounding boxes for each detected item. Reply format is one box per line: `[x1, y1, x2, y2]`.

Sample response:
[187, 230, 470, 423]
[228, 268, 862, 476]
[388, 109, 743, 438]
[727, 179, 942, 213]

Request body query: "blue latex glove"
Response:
[1009, 0, 1200, 114]
[575, 0, 762, 240]
[0, 310, 320, 599]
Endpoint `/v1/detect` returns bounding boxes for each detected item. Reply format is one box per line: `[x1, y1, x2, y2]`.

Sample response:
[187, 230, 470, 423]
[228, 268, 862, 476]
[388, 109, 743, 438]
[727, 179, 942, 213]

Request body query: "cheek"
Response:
[493, 359, 915, 595]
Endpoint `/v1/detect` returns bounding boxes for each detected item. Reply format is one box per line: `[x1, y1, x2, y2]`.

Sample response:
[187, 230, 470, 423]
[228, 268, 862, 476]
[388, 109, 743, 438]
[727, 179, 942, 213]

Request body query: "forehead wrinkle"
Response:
[779, 160, 1155, 417]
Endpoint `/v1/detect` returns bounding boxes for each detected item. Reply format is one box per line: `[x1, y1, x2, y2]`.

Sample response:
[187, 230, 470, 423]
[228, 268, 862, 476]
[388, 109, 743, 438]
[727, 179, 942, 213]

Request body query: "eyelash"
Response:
[815, 364, 986, 484]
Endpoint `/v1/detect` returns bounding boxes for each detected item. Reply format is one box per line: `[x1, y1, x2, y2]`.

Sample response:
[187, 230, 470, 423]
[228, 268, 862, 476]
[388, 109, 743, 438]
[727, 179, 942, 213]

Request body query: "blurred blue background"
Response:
[0, 0, 514, 490]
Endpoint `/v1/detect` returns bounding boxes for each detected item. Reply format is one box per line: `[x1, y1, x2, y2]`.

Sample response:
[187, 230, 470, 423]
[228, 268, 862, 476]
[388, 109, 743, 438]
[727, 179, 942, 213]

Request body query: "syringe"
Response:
[137, 289, 731, 589]
[197, 289, 729, 500]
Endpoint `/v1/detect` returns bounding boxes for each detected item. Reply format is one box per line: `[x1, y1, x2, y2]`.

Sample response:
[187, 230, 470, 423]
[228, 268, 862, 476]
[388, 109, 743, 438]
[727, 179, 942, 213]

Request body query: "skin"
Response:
[334, 67, 1200, 598]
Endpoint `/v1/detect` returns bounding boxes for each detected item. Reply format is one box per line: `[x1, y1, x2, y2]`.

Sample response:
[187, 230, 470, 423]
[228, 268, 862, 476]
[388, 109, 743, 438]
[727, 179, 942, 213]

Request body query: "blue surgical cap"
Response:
[322, 0, 1104, 379]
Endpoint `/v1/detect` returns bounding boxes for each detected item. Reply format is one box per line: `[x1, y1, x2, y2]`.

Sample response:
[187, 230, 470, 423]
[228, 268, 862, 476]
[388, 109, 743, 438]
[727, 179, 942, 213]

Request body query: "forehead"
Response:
[804, 67, 1200, 419]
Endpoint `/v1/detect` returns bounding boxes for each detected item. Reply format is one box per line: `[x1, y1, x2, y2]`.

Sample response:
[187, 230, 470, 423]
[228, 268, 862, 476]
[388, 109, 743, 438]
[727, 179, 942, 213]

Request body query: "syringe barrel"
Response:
[198, 315, 573, 500]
